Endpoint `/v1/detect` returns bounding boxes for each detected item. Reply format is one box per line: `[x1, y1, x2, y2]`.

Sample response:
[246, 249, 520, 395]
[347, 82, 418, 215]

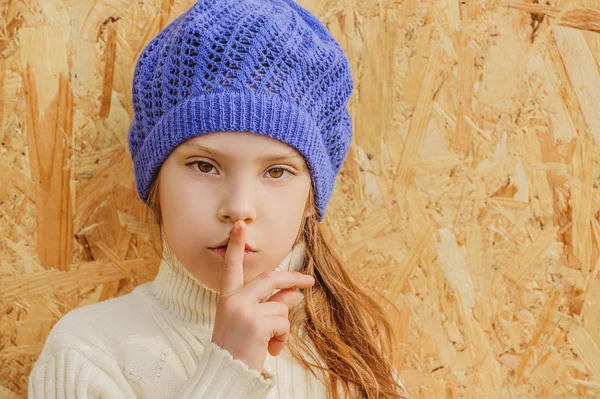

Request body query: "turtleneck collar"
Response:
[148, 239, 308, 327]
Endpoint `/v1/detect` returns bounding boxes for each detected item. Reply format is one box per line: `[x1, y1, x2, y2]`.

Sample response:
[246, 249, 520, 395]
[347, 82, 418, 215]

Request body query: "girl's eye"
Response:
[189, 161, 217, 174]
[267, 167, 291, 179]
[187, 161, 294, 180]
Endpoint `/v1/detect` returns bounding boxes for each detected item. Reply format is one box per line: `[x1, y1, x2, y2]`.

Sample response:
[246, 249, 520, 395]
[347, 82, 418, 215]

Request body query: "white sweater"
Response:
[28, 241, 332, 398]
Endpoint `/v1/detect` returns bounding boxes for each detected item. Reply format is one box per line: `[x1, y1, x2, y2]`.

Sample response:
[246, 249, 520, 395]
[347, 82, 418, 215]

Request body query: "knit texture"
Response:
[128, 0, 355, 221]
[28, 241, 333, 398]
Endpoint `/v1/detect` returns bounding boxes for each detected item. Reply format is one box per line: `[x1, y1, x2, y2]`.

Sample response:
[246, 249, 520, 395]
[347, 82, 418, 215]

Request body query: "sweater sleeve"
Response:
[172, 340, 275, 398]
[29, 331, 275, 399]
[28, 346, 137, 399]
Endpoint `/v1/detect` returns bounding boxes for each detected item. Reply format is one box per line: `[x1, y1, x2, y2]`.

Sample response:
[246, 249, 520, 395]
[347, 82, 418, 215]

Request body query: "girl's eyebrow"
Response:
[180, 142, 304, 164]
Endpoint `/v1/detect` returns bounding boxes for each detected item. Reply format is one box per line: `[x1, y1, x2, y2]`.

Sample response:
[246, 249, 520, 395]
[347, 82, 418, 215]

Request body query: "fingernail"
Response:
[304, 275, 315, 283]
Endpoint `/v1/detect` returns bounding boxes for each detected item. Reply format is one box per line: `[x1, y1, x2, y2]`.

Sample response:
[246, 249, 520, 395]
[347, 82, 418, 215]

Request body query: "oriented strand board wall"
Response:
[1, 0, 600, 397]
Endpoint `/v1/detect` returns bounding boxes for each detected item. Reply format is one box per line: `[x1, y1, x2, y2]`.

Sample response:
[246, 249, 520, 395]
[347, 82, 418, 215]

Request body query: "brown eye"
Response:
[198, 162, 213, 173]
[268, 168, 285, 179]
[190, 161, 215, 174]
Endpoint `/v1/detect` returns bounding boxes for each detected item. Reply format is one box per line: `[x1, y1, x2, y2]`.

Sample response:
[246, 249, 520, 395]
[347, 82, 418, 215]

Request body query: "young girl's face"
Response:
[157, 131, 313, 290]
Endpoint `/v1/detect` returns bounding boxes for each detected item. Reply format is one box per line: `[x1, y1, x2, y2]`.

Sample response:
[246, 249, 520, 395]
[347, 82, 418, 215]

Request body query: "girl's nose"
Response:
[217, 184, 257, 223]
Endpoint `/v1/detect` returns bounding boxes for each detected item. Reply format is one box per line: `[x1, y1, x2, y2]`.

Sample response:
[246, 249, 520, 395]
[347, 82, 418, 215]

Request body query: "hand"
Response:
[210, 220, 315, 374]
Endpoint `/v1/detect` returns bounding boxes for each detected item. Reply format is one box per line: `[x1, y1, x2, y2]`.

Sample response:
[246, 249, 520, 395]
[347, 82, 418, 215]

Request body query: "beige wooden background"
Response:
[1, 0, 600, 397]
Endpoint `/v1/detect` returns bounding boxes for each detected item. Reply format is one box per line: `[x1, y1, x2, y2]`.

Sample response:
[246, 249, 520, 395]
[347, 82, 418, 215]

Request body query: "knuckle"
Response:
[246, 316, 259, 330]
[275, 302, 288, 316]
[241, 311, 262, 334]
[253, 318, 269, 336]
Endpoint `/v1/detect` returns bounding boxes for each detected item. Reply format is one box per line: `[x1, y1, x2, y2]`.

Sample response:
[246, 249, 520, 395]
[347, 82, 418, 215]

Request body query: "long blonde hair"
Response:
[143, 171, 408, 398]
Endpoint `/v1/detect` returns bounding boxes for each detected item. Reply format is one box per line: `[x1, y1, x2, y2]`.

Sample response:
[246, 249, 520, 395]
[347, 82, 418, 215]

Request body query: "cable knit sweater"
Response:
[28, 241, 332, 398]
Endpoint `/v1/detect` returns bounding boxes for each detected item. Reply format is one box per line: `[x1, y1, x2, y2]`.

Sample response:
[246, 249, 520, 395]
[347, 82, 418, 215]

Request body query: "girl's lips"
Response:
[210, 246, 257, 259]
[211, 241, 256, 252]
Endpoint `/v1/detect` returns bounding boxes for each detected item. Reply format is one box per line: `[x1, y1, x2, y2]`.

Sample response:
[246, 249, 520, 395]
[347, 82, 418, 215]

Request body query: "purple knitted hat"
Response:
[128, 0, 355, 221]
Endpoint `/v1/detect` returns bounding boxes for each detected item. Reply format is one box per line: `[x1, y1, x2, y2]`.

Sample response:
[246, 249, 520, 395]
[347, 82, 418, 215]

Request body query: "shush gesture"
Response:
[211, 220, 316, 375]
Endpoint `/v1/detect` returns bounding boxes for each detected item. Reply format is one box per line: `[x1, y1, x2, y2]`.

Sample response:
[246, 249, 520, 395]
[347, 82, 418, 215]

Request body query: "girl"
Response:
[29, 0, 408, 398]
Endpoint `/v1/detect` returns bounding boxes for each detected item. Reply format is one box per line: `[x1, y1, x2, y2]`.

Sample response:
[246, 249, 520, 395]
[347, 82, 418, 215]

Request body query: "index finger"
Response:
[220, 220, 246, 297]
